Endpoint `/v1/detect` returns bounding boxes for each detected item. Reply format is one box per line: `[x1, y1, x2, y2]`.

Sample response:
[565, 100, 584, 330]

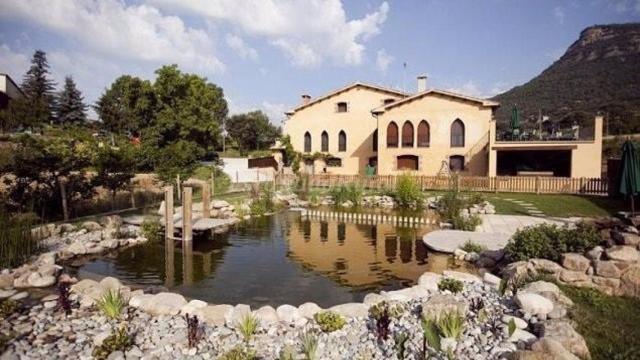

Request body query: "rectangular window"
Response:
[336, 102, 348, 113]
[326, 157, 342, 167]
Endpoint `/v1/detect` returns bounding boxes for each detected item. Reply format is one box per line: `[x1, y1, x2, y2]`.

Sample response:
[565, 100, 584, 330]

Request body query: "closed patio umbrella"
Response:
[618, 140, 640, 215]
[510, 105, 521, 139]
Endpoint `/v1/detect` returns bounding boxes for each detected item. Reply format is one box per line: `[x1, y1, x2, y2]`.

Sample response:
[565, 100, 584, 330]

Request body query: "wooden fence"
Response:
[276, 174, 609, 196]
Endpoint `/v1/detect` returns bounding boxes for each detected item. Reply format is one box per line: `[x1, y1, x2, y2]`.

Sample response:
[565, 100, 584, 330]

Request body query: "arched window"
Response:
[372, 129, 378, 151]
[321, 131, 329, 152]
[451, 119, 465, 147]
[387, 122, 398, 148]
[402, 121, 414, 147]
[338, 130, 346, 152]
[417, 120, 430, 147]
[304, 132, 311, 152]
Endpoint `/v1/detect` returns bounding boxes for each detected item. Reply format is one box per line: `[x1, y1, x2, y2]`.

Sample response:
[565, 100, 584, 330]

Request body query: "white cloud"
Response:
[375, 48, 394, 73]
[0, 0, 224, 73]
[0, 44, 29, 81]
[225, 34, 258, 60]
[553, 6, 565, 24]
[446, 80, 510, 98]
[261, 101, 288, 125]
[150, 0, 390, 67]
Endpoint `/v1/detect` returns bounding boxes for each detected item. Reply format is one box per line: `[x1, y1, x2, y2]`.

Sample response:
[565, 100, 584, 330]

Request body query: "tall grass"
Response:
[328, 183, 363, 206]
[394, 174, 424, 209]
[0, 211, 43, 269]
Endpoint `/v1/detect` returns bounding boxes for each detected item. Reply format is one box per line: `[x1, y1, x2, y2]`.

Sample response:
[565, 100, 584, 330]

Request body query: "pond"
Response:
[68, 211, 475, 308]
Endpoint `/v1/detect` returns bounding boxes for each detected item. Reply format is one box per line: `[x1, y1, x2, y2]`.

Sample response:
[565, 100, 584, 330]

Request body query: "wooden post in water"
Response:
[182, 186, 193, 242]
[210, 168, 215, 198]
[164, 186, 174, 239]
[202, 182, 211, 218]
[176, 174, 182, 200]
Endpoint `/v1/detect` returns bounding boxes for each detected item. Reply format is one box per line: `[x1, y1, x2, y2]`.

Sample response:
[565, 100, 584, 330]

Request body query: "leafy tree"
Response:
[92, 142, 136, 207]
[226, 111, 280, 154]
[150, 140, 201, 184]
[1, 135, 94, 220]
[95, 75, 156, 134]
[55, 76, 87, 126]
[19, 50, 56, 129]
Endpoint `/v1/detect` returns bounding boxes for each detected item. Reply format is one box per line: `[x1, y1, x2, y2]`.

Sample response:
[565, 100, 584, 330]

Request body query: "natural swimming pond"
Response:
[68, 211, 475, 308]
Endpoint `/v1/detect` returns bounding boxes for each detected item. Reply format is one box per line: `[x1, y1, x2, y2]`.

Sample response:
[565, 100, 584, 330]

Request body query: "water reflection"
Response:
[71, 211, 475, 307]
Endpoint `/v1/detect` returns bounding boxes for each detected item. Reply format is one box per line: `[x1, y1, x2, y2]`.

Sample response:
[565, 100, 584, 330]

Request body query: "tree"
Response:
[92, 142, 136, 208]
[20, 50, 56, 129]
[226, 111, 280, 154]
[55, 76, 87, 126]
[95, 75, 156, 134]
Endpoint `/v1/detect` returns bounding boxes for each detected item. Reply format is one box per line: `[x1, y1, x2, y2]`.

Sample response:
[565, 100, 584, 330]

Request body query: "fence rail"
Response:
[276, 174, 608, 196]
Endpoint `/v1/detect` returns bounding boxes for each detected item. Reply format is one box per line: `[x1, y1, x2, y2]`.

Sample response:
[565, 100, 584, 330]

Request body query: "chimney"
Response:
[417, 75, 427, 93]
[301, 94, 311, 105]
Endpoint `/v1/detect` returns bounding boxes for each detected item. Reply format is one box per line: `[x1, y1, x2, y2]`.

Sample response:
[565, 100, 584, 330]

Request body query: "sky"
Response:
[0, 0, 639, 125]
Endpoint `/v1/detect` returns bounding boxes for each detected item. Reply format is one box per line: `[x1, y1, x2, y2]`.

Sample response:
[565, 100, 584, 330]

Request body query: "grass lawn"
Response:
[486, 193, 624, 217]
[560, 285, 640, 360]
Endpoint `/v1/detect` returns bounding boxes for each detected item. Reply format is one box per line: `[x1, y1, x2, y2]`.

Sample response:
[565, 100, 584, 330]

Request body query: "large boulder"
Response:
[298, 302, 322, 319]
[421, 294, 468, 319]
[561, 253, 590, 272]
[329, 303, 369, 318]
[620, 265, 640, 297]
[606, 246, 640, 263]
[276, 304, 302, 324]
[442, 270, 481, 283]
[520, 281, 560, 296]
[535, 320, 590, 360]
[227, 304, 251, 327]
[81, 221, 102, 231]
[139, 292, 187, 316]
[515, 292, 554, 316]
[254, 305, 279, 327]
[180, 300, 208, 315]
[66, 241, 88, 255]
[559, 270, 590, 283]
[195, 304, 233, 327]
[26, 272, 56, 288]
[593, 260, 622, 278]
[417, 272, 441, 291]
[530, 338, 580, 360]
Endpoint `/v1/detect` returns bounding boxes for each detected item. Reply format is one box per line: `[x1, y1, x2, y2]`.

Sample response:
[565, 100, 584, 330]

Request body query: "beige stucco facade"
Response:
[283, 79, 604, 178]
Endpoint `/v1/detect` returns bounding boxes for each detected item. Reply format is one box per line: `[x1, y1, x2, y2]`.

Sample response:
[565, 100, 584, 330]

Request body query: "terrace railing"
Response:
[276, 174, 608, 196]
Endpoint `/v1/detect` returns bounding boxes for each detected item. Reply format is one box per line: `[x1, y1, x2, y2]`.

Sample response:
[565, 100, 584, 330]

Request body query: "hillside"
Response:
[492, 23, 640, 135]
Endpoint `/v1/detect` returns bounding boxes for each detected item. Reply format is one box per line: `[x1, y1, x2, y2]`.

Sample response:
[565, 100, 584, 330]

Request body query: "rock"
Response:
[442, 270, 481, 283]
[440, 337, 458, 353]
[620, 265, 640, 297]
[606, 246, 640, 262]
[71, 279, 99, 294]
[561, 253, 590, 272]
[93, 331, 111, 346]
[614, 231, 640, 246]
[591, 277, 620, 294]
[515, 293, 554, 316]
[100, 215, 123, 229]
[509, 329, 537, 344]
[586, 246, 604, 261]
[276, 304, 301, 323]
[9, 291, 28, 300]
[453, 248, 467, 260]
[531, 338, 580, 360]
[81, 221, 102, 231]
[211, 200, 230, 209]
[502, 315, 528, 329]
[536, 320, 590, 359]
[483, 272, 502, 288]
[529, 259, 563, 274]
[99, 277, 123, 292]
[593, 260, 622, 278]
[421, 294, 468, 319]
[141, 292, 187, 316]
[27, 272, 57, 288]
[502, 261, 530, 280]
[254, 306, 279, 327]
[559, 270, 590, 283]
[66, 241, 88, 255]
[180, 299, 208, 315]
[329, 303, 369, 318]
[0, 273, 13, 288]
[0, 289, 17, 299]
[363, 293, 387, 305]
[384, 285, 429, 300]
[417, 272, 441, 291]
[227, 304, 251, 327]
[482, 249, 506, 262]
[508, 350, 555, 359]
[520, 281, 560, 295]
[195, 304, 233, 326]
[298, 302, 322, 319]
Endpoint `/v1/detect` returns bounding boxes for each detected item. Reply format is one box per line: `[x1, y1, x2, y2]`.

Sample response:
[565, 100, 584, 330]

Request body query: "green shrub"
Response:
[249, 182, 275, 215]
[0, 299, 20, 319]
[421, 317, 441, 352]
[96, 289, 127, 320]
[237, 313, 259, 342]
[451, 214, 482, 231]
[505, 222, 600, 262]
[438, 278, 464, 294]
[328, 183, 363, 206]
[92, 325, 133, 360]
[437, 189, 466, 221]
[436, 310, 466, 340]
[193, 165, 231, 195]
[313, 311, 346, 333]
[219, 346, 257, 360]
[460, 240, 487, 253]
[140, 217, 162, 242]
[394, 174, 424, 209]
[0, 211, 42, 269]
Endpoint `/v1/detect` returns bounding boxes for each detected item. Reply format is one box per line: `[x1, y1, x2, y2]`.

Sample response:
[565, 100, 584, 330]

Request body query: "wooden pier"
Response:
[301, 209, 436, 228]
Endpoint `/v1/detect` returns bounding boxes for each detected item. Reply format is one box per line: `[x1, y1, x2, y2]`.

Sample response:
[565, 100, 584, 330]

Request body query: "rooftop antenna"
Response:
[402, 62, 407, 92]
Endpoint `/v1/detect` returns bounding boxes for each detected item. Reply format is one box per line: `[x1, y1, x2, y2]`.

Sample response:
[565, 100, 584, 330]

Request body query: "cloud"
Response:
[603, 0, 640, 13]
[225, 34, 258, 60]
[0, 44, 29, 81]
[150, 0, 390, 67]
[261, 101, 288, 125]
[375, 49, 394, 73]
[0, 0, 224, 73]
[446, 80, 510, 98]
[553, 6, 565, 24]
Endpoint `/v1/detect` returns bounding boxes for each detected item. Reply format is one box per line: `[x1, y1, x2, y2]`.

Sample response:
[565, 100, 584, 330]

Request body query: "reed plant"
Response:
[96, 289, 127, 320]
[238, 313, 259, 342]
[300, 332, 318, 360]
[0, 210, 43, 269]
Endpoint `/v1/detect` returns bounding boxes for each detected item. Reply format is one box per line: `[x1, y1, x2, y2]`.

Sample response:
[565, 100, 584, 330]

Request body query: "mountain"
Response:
[492, 23, 640, 135]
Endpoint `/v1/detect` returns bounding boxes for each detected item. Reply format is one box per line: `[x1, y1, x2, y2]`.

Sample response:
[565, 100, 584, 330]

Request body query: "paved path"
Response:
[497, 197, 546, 217]
[423, 214, 573, 254]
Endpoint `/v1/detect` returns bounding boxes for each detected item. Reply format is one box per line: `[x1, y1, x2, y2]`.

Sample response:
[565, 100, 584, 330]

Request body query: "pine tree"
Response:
[56, 76, 87, 125]
[20, 49, 56, 128]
